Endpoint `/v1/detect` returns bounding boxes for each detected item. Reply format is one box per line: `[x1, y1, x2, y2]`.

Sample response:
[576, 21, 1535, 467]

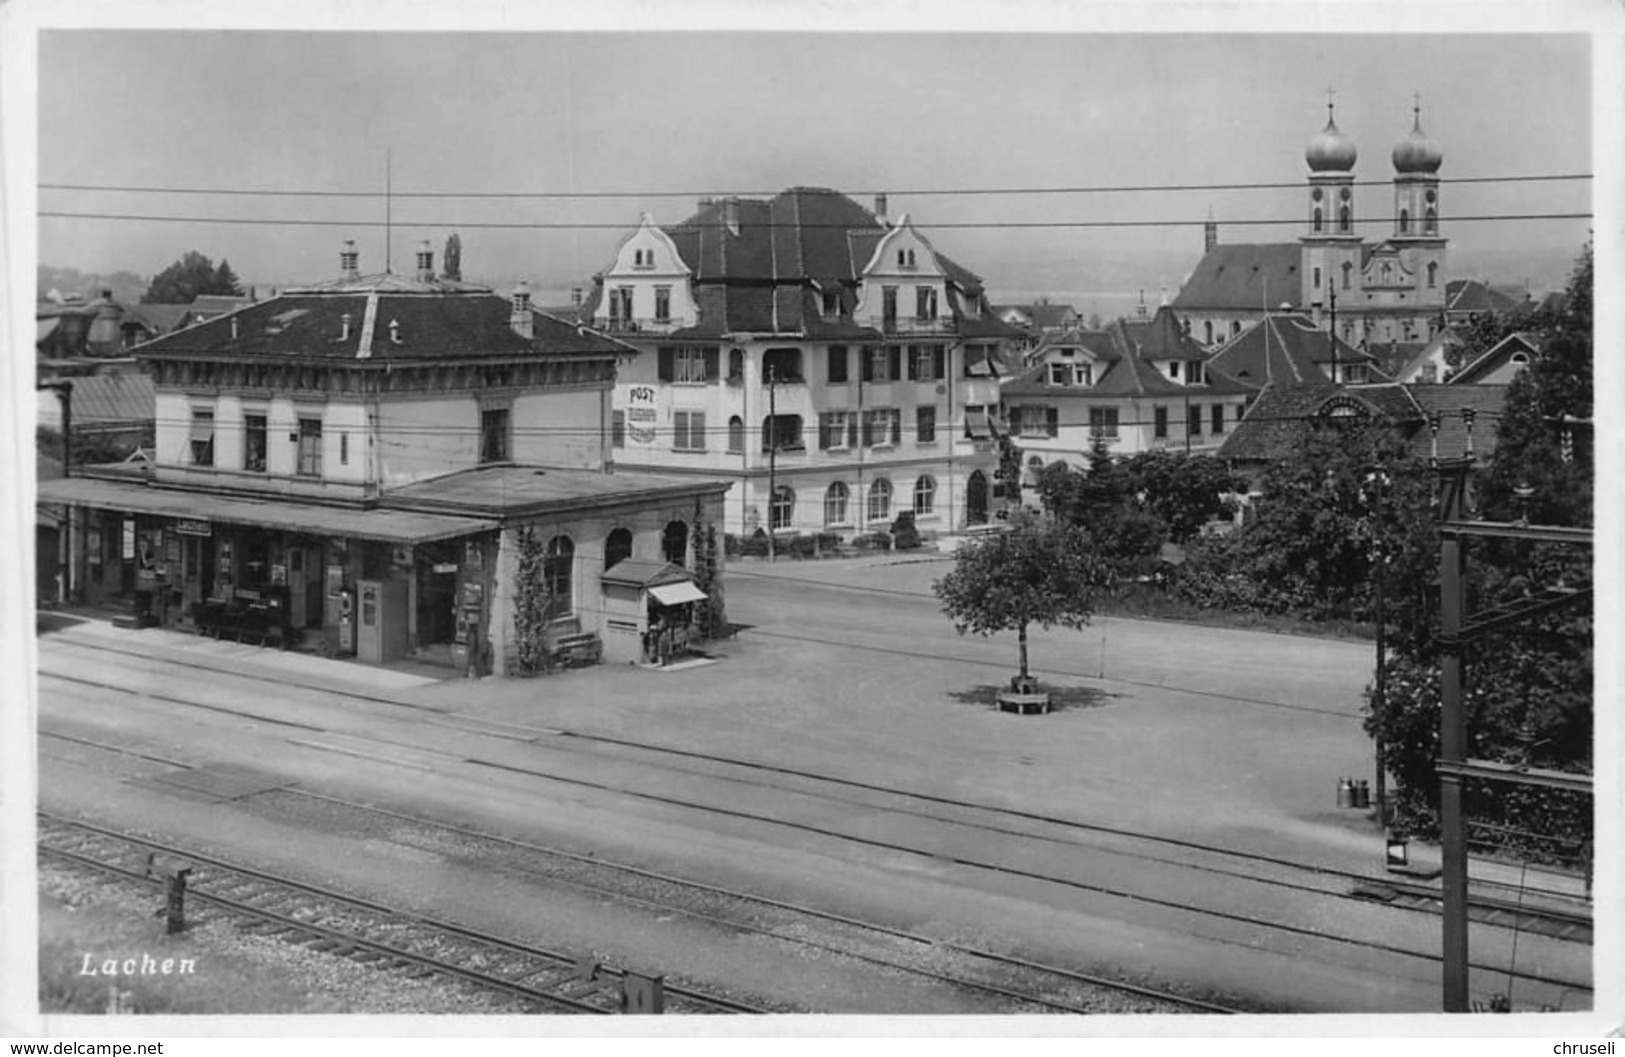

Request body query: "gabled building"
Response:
[1443, 279, 1533, 328]
[999, 305, 1254, 479]
[1450, 331, 1540, 385]
[1207, 310, 1383, 388]
[37, 290, 175, 365]
[1218, 380, 1509, 488]
[584, 188, 1022, 537]
[1174, 101, 1452, 350]
[36, 241, 729, 674]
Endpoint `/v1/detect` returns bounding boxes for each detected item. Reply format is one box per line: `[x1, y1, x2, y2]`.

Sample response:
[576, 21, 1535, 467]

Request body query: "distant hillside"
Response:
[37, 265, 148, 304]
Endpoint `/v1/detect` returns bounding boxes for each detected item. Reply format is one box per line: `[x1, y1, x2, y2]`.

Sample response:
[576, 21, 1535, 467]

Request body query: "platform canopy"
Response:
[35, 476, 497, 544]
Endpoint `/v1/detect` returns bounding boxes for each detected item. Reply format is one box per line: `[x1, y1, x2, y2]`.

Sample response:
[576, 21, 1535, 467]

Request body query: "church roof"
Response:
[1171, 243, 1302, 312]
[1206, 312, 1377, 387]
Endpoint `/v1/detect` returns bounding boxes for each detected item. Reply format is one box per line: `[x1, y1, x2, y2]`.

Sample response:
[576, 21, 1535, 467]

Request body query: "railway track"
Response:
[37, 813, 766, 1015]
[38, 803, 1240, 1015]
[39, 633, 1594, 1010]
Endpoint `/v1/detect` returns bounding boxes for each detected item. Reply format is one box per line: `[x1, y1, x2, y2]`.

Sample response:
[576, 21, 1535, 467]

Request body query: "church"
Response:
[1173, 100, 1448, 352]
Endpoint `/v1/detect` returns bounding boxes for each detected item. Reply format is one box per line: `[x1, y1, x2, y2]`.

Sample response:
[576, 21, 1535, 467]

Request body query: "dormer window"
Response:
[633, 248, 654, 270]
[1074, 364, 1092, 386]
[822, 290, 841, 318]
[915, 286, 938, 321]
[1168, 361, 1181, 380]
[1049, 363, 1067, 385]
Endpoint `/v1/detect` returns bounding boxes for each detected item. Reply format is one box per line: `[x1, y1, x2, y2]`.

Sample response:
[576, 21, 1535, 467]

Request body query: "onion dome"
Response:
[1306, 105, 1358, 172]
[1392, 107, 1443, 174]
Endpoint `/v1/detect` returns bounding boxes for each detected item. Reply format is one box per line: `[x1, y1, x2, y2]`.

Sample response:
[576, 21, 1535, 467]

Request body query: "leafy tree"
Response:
[511, 526, 554, 676]
[141, 251, 243, 304]
[933, 509, 1109, 684]
[690, 507, 727, 640]
[1118, 451, 1243, 543]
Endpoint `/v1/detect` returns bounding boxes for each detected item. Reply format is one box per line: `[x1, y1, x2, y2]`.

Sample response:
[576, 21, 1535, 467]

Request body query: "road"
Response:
[31, 555, 1595, 1016]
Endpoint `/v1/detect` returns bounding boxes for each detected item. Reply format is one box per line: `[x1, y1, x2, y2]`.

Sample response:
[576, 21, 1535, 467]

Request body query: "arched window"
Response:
[1341, 261, 1353, 290]
[1399, 208, 1410, 234]
[728, 415, 744, 453]
[544, 536, 574, 619]
[662, 520, 689, 566]
[770, 486, 795, 531]
[604, 528, 633, 571]
[1427, 262, 1438, 289]
[728, 347, 744, 383]
[867, 478, 893, 523]
[1312, 207, 1323, 233]
[966, 470, 988, 525]
[1339, 206, 1351, 232]
[913, 475, 936, 516]
[1203, 321, 1213, 345]
[824, 482, 849, 526]
[1231, 320, 1242, 337]
[1425, 207, 1437, 234]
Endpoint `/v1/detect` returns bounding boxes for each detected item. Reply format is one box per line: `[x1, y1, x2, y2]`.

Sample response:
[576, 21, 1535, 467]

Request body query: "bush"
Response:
[813, 531, 843, 556]
[890, 511, 921, 550]
[853, 531, 892, 552]
[785, 534, 818, 559]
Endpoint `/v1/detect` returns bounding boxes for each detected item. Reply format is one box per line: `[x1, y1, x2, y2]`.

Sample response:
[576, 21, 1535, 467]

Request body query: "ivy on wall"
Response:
[512, 525, 554, 676]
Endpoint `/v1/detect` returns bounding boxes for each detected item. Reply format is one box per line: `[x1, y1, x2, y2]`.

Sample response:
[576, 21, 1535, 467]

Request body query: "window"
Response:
[1016, 405, 1052, 439]
[1399, 209, 1410, 234]
[1074, 363, 1092, 386]
[728, 415, 744, 453]
[1211, 403, 1226, 435]
[654, 286, 671, 322]
[1168, 361, 1181, 380]
[1427, 262, 1438, 289]
[916, 405, 936, 444]
[189, 408, 215, 467]
[915, 286, 938, 321]
[1312, 267, 1322, 292]
[662, 521, 689, 566]
[296, 417, 322, 476]
[480, 407, 511, 463]
[1313, 207, 1324, 233]
[728, 347, 745, 384]
[605, 528, 633, 570]
[612, 410, 626, 448]
[1049, 362, 1068, 385]
[881, 286, 898, 328]
[340, 431, 349, 465]
[769, 487, 795, 532]
[673, 410, 707, 451]
[824, 482, 850, 526]
[1339, 206, 1351, 232]
[1232, 320, 1243, 337]
[610, 286, 633, 324]
[1204, 321, 1214, 345]
[544, 536, 573, 619]
[243, 413, 267, 472]
[910, 345, 938, 381]
[662, 346, 715, 385]
[818, 411, 851, 450]
[913, 475, 936, 516]
[864, 345, 900, 382]
[1188, 403, 1203, 436]
[1425, 207, 1437, 234]
[867, 478, 893, 523]
[827, 345, 848, 384]
[822, 290, 840, 317]
[763, 347, 803, 383]
[1154, 406, 1168, 439]
[1342, 261, 1353, 290]
[1089, 407, 1119, 439]
[762, 414, 803, 453]
[1188, 360, 1207, 385]
[862, 408, 900, 447]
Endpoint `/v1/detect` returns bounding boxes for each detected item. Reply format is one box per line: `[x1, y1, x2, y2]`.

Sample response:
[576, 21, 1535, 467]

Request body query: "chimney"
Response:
[722, 197, 740, 237]
[415, 240, 434, 282]
[230, 315, 240, 340]
[341, 239, 360, 280]
[874, 193, 888, 223]
[340, 312, 352, 342]
[510, 282, 534, 339]
[571, 287, 584, 307]
[698, 196, 714, 210]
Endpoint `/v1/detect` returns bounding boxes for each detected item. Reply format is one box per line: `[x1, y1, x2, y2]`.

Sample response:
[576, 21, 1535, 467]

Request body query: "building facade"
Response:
[585, 188, 1021, 538]
[37, 242, 729, 674]
[1174, 101, 1450, 350]
[999, 306, 1255, 481]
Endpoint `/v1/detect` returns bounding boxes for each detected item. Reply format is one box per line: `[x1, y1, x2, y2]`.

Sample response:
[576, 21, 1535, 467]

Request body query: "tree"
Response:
[1118, 451, 1243, 543]
[511, 526, 554, 675]
[141, 251, 243, 304]
[933, 509, 1109, 685]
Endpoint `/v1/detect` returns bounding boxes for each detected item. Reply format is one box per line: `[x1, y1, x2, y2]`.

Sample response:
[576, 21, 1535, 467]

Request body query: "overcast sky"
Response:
[21, 5, 1607, 314]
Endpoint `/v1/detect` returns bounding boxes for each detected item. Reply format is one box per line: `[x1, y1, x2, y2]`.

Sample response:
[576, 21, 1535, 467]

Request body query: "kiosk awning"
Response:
[648, 581, 708, 606]
[35, 476, 497, 544]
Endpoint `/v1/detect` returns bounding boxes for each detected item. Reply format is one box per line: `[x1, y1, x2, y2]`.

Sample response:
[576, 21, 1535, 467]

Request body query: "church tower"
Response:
[1389, 97, 1448, 323]
[1300, 97, 1365, 322]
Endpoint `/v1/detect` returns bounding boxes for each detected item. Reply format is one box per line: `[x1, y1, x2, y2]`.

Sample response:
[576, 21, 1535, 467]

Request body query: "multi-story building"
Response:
[36, 241, 729, 674]
[1174, 101, 1451, 349]
[584, 187, 1021, 538]
[998, 305, 1254, 480]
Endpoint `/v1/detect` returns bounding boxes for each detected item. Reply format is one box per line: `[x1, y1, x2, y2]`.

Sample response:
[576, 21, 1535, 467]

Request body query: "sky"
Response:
[16, 4, 1611, 322]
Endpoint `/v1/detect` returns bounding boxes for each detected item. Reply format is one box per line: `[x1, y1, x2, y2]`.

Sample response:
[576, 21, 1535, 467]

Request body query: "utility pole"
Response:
[39, 381, 75, 604]
[1370, 466, 1388, 829]
[1328, 277, 1340, 382]
[766, 365, 777, 563]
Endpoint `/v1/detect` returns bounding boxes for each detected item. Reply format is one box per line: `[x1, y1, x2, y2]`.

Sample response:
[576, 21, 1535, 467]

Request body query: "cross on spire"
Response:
[1326, 85, 1337, 120]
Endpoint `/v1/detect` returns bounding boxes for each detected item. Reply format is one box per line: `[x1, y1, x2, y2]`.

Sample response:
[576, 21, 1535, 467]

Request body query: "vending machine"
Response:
[336, 588, 356, 656]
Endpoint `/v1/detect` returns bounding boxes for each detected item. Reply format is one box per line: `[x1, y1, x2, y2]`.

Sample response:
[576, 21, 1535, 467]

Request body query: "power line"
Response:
[37, 173, 1595, 199]
[38, 210, 1595, 230]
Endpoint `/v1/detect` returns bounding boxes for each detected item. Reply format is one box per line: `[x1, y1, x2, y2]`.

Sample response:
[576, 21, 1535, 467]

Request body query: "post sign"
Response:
[174, 518, 212, 537]
[627, 385, 657, 446]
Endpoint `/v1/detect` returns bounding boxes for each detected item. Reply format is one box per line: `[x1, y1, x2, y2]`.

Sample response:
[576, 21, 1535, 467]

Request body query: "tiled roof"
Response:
[1451, 332, 1540, 384]
[134, 288, 633, 362]
[1445, 279, 1528, 317]
[1207, 313, 1373, 387]
[1002, 309, 1252, 399]
[1219, 381, 1507, 464]
[1366, 340, 1429, 380]
[1172, 243, 1302, 311]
